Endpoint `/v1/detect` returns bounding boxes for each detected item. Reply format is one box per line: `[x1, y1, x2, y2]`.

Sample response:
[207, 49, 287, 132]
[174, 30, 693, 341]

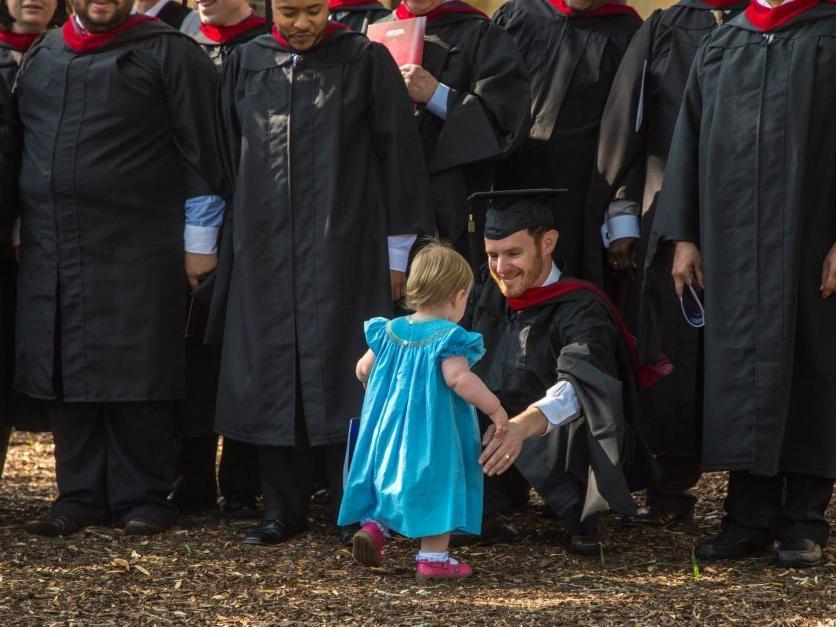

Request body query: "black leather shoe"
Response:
[219, 497, 261, 520]
[125, 518, 169, 536]
[776, 539, 823, 568]
[622, 505, 694, 527]
[242, 519, 307, 545]
[338, 524, 360, 547]
[25, 515, 83, 537]
[694, 527, 772, 561]
[569, 531, 602, 557]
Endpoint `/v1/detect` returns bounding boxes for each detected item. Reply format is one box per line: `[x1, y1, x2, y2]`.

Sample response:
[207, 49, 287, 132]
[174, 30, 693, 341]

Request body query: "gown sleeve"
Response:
[0, 83, 17, 244]
[364, 317, 390, 354]
[438, 325, 486, 367]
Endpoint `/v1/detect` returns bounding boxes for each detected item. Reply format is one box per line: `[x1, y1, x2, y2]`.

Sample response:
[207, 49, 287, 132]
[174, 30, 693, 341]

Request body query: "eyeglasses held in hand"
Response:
[680, 284, 705, 328]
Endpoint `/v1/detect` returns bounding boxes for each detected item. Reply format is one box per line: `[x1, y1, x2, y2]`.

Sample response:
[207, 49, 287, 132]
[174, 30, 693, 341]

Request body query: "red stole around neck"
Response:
[271, 20, 347, 49]
[0, 30, 40, 52]
[548, 0, 642, 19]
[394, 1, 489, 21]
[199, 14, 266, 43]
[699, 0, 747, 8]
[62, 14, 155, 53]
[329, 0, 383, 8]
[507, 279, 672, 390]
[745, 0, 824, 31]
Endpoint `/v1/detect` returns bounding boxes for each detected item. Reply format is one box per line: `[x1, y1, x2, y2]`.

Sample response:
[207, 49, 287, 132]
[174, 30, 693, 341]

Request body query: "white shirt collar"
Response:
[132, 0, 170, 17]
[540, 262, 562, 287]
[755, 0, 797, 8]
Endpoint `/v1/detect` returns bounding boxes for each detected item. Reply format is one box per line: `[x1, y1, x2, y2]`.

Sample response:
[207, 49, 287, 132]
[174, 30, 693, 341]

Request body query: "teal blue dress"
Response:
[338, 316, 486, 538]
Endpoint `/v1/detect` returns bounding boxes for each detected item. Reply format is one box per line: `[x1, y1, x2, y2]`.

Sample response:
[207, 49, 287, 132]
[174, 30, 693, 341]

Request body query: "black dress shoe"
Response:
[776, 539, 823, 568]
[338, 524, 360, 547]
[694, 526, 772, 561]
[622, 505, 694, 527]
[569, 531, 602, 557]
[242, 519, 307, 545]
[219, 497, 261, 520]
[24, 515, 83, 537]
[125, 518, 169, 536]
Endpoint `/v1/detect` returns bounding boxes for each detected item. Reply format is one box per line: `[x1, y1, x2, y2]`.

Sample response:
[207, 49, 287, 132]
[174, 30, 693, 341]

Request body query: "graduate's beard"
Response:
[74, 0, 131, 32]
[490, 253, 547, 298]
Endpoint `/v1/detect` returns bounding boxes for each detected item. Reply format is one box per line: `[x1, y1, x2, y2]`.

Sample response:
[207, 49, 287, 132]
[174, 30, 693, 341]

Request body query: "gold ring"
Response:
[503, 452, 512, 461]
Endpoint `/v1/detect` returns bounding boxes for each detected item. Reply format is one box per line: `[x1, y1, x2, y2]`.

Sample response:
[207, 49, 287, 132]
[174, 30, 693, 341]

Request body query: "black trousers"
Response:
[723, 471, 834, 546]
[258, 401, 346, 526]
[174, 435, 261, 507]
[48, 401, 178, 526]
[647, 454, 702, 515]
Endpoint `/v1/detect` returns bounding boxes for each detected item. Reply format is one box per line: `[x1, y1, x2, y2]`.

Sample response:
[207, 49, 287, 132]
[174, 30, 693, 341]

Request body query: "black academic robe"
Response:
[14, 22, 223, 402]
[211, 30, 433, 447]
[156, 1, 192, 30]
[584, 0, 746, 457]
[330, 3, 390, 33]
[377, 10, 531, 255]
[472, 277, 657, 519]
[493, 0, 641, 277]
[644, 4, 836, 479]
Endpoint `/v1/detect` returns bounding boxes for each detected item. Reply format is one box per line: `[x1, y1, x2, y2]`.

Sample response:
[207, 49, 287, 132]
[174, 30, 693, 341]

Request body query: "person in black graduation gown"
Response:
[328, 0, 387, 33]
[584, 0, 747, 526]
[492, 0, 642, 280]
[210, 0, 433, 546]
[0, 0, 58, 477]
[16, 0, 224, 536]
[376, 0, 530, 268]
[471, 190, 659, 555]
[644, 0, 836, 568]
[169, 0, 268, 518]
[133, 0, 191, 29]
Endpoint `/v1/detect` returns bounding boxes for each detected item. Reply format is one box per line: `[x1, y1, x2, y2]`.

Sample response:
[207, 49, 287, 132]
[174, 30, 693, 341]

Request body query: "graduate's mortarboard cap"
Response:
[469, 188, 567, 240]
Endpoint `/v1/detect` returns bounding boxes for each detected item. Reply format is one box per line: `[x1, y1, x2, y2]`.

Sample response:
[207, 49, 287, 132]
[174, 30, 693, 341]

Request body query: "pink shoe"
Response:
[415, 559, 474, 581]
[352, 522, 386, 566]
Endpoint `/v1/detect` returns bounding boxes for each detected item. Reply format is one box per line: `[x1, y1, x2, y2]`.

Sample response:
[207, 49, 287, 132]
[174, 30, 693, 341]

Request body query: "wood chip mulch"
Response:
[0, 432, 833, 625]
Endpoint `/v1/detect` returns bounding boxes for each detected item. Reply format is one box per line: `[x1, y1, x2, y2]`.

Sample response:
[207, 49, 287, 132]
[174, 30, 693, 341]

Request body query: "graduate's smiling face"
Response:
[401, 0, 445, 15]
[195, 0, 251, 26]
[70, 0, 133, 32]
[7, 0, 57, 33]
[273, 0, 328, 50]
[486, 229, 559, 298]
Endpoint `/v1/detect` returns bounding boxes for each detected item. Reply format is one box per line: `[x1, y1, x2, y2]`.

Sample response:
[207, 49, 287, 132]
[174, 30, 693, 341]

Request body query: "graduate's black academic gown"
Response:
[378, 10, 531, 253]
[156, 1, 192, 30]
[644, 3, 836, 479]
[0, 40, 49, 433]
[472, 278, 657, 519]
[584, 0, 746, 458]
[493, 0, 641, 277]
[15, 22, 223, 402]
[330, 2, 390, 32]
[211, 29, 433, 447]
[192, 21, 265, 70]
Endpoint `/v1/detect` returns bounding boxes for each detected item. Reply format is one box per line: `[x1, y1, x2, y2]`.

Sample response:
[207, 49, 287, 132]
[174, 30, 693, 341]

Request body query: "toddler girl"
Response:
[338, 241, 508, 581]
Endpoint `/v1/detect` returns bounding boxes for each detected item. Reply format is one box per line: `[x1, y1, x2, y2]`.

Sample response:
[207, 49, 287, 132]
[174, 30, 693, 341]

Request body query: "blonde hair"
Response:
[405, 239, 474, 311]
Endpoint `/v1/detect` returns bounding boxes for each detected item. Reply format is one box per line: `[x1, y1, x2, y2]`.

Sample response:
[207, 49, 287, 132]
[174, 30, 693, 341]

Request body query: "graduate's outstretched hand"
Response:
[185, 252, 218, 289]
[820, 242, 836, 298]
[399, 64, 439, 105]
[671, 241, 703, 297]
[480, 419, 525, 477]
[608, 237, 638, 282]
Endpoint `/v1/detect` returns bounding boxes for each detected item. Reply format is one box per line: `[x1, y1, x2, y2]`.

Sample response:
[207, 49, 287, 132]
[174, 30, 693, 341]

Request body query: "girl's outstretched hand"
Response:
[488, 407, 509, 439]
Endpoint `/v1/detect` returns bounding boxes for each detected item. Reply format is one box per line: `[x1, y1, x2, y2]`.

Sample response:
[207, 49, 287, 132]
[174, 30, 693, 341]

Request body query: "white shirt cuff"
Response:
[12, 218, 20, 247]
[601, 214, 641, 248]
[532, 380, 582, 436]
[184, 225, 219, 255]
[387, 234, 417, 272]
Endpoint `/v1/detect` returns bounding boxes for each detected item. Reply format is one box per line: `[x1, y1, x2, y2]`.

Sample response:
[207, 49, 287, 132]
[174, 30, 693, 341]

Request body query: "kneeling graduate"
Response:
[473, 189, 660, 555]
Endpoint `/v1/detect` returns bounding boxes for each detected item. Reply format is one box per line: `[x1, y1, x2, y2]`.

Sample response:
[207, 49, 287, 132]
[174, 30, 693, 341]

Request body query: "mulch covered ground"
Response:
[0, 432, 833, 625]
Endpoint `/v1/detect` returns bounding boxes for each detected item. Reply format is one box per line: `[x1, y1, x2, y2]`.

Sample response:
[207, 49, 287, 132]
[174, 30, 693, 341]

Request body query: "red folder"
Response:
[366, 16, 426, 66]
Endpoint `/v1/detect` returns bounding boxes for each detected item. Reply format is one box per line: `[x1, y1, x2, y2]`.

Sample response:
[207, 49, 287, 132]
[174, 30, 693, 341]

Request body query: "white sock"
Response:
[416, 551, 452, 563]
[361, 518, 390, 538]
